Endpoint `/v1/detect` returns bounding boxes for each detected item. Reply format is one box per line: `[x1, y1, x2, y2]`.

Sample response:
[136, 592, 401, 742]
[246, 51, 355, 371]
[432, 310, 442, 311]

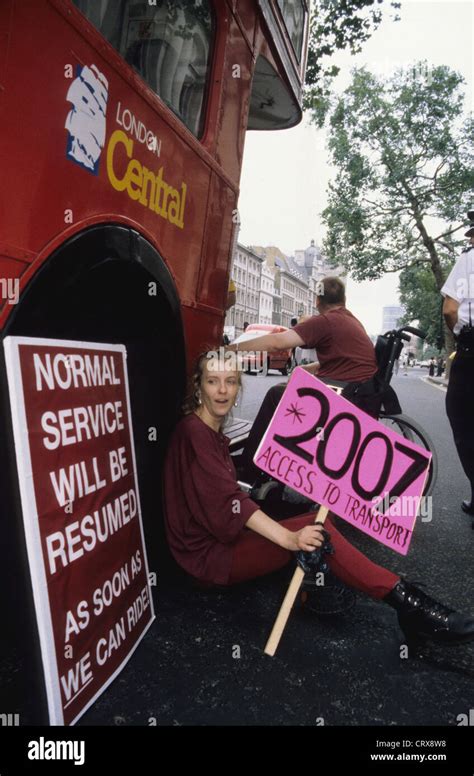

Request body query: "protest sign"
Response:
[4, 337, 154, 724]
[254, 368, 431, 555]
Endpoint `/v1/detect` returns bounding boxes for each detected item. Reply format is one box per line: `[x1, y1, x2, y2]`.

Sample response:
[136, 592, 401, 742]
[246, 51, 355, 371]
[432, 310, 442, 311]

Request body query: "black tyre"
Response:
[0, 224, 186, 722]
[379, 413, 438, 497]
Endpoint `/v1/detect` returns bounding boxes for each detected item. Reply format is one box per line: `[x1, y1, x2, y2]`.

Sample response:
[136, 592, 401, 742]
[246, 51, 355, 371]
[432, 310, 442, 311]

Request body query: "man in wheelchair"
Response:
[230, 276, 400, 484]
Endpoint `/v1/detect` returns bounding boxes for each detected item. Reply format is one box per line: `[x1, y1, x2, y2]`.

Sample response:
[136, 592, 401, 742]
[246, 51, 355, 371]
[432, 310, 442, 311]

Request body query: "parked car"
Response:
[232, 324, 293, 375]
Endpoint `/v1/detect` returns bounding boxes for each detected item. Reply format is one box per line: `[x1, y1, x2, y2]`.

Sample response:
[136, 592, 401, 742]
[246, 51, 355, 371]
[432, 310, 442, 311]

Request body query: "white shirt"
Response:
[441, 247, 474, 335]
[295, 346, 317, 365]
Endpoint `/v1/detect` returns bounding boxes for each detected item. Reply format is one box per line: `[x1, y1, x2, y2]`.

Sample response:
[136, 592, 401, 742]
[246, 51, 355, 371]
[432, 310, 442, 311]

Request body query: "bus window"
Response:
[248, 55, 300, 130]
[72, 0, 214, 137]
[276, 0, 306, 61]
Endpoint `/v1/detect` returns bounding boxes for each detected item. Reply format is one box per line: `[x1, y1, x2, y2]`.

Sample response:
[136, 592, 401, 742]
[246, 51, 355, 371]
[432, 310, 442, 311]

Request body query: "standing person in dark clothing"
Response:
[429, 358, 436, 377]
[442, 215, 474, 518]
[289, 316, 299, 369]
[162, 351, 474, 646]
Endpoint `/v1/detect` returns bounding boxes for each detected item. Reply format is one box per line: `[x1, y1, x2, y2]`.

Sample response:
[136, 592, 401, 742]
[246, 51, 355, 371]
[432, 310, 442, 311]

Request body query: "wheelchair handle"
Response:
[398, 325, 427, 340]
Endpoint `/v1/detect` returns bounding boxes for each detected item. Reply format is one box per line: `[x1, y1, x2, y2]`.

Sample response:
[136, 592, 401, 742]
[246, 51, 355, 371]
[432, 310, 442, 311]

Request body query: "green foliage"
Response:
[304, 0, 401, 114]
[398, 265, 453, 347]
[316, 64, 474, 294]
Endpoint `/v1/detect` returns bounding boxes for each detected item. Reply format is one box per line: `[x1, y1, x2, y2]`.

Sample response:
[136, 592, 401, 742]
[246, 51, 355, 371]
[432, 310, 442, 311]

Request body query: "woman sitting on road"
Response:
[163, 350, 474, 649]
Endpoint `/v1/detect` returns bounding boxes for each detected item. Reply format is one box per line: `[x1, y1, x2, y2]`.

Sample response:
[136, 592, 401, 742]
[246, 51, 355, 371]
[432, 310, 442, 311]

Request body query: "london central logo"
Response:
[65, 64, 109, 175]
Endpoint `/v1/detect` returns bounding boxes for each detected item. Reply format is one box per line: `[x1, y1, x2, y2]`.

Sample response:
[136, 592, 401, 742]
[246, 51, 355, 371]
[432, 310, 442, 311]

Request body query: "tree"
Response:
[304, 0, 401, 113]
[315, 63, 474, 348]
[398, 265, 444, 349]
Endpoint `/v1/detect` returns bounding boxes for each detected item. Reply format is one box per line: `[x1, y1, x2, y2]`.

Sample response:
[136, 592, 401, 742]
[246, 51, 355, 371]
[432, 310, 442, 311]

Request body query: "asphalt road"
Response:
[75, 366, 474, 727]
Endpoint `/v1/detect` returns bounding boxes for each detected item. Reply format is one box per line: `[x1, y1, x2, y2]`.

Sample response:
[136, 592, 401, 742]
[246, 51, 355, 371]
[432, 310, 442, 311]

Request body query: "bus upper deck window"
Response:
[276, 0, 305, 61]
[72, 0, 214, 137]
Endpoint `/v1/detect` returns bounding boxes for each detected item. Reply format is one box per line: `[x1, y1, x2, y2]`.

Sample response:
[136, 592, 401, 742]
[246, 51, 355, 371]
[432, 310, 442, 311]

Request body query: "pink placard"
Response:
[254, 368, 431, 555]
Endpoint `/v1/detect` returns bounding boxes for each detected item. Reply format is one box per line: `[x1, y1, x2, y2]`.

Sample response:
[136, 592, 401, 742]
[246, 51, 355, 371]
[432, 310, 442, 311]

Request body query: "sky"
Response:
[237, 0, 474, 335]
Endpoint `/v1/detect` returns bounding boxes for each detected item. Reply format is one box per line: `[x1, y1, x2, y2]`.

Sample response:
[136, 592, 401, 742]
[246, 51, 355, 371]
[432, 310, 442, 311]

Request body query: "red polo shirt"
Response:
[293, 307, 377, 382]
[163, 413, 259, 584]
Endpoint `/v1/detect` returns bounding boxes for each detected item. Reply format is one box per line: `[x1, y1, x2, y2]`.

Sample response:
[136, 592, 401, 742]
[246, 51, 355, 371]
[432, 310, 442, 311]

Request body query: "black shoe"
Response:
[384, 579, 474, 648]
[462, 500, 474, 515]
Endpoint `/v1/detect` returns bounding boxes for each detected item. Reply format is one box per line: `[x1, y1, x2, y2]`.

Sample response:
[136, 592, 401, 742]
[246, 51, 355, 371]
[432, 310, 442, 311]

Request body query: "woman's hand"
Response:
[287, 523, 325, 552]
[245, 510, 326, 553]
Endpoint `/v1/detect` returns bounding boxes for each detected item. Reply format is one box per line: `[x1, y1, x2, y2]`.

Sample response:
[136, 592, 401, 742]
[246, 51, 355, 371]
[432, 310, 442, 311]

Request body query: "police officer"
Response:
[442, 210, 474, 518]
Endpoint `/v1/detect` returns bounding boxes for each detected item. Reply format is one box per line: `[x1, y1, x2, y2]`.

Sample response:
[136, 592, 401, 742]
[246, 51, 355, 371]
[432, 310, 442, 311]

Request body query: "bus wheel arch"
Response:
[3, 223, 187, 569]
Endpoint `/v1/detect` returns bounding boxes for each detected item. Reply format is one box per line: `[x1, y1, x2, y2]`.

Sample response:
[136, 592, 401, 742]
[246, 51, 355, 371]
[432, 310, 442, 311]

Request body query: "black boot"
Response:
[384, 579, 474, 648]
[461, 487, 474, 515]
[461, 499, 474, 515]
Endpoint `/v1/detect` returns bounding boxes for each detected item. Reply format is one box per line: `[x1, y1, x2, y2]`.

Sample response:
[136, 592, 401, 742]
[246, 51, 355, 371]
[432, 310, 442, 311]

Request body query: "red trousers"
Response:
[228, 513, 399, 599]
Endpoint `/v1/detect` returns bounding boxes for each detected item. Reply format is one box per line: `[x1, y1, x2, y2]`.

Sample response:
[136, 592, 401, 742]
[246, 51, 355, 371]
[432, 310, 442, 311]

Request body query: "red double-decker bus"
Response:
[0, 0, 308, 359]
[0, 0, 308, 722]
[0, 0, 308, 534]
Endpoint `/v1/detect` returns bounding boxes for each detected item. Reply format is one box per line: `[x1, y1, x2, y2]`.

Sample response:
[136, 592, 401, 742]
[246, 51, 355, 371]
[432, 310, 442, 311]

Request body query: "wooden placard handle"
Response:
[264, 505, 329, 657]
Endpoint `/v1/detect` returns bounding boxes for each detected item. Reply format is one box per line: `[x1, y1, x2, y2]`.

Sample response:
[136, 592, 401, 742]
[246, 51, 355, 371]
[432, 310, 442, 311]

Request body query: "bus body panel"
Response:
[0, 0, 306, 366]
[214, 10, 254, 182]
[0, 1, 12, 89]
[197, 172, 237, 310]
[231, 0, 259, 50]
[1, 1, 218, 303]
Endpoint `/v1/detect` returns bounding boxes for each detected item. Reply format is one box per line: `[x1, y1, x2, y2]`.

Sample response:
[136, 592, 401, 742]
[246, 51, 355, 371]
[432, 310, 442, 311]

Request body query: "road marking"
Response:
[421, 377, 447, 392]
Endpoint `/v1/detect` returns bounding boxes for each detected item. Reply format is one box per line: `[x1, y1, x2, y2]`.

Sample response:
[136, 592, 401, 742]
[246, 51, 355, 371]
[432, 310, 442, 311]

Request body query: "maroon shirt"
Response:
[163, 413, 259, 584]
[293, 307, 377, 382]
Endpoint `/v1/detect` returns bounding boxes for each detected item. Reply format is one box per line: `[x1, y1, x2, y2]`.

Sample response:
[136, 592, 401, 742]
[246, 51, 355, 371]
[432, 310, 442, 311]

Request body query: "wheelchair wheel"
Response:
[379, 413, 438, 497]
